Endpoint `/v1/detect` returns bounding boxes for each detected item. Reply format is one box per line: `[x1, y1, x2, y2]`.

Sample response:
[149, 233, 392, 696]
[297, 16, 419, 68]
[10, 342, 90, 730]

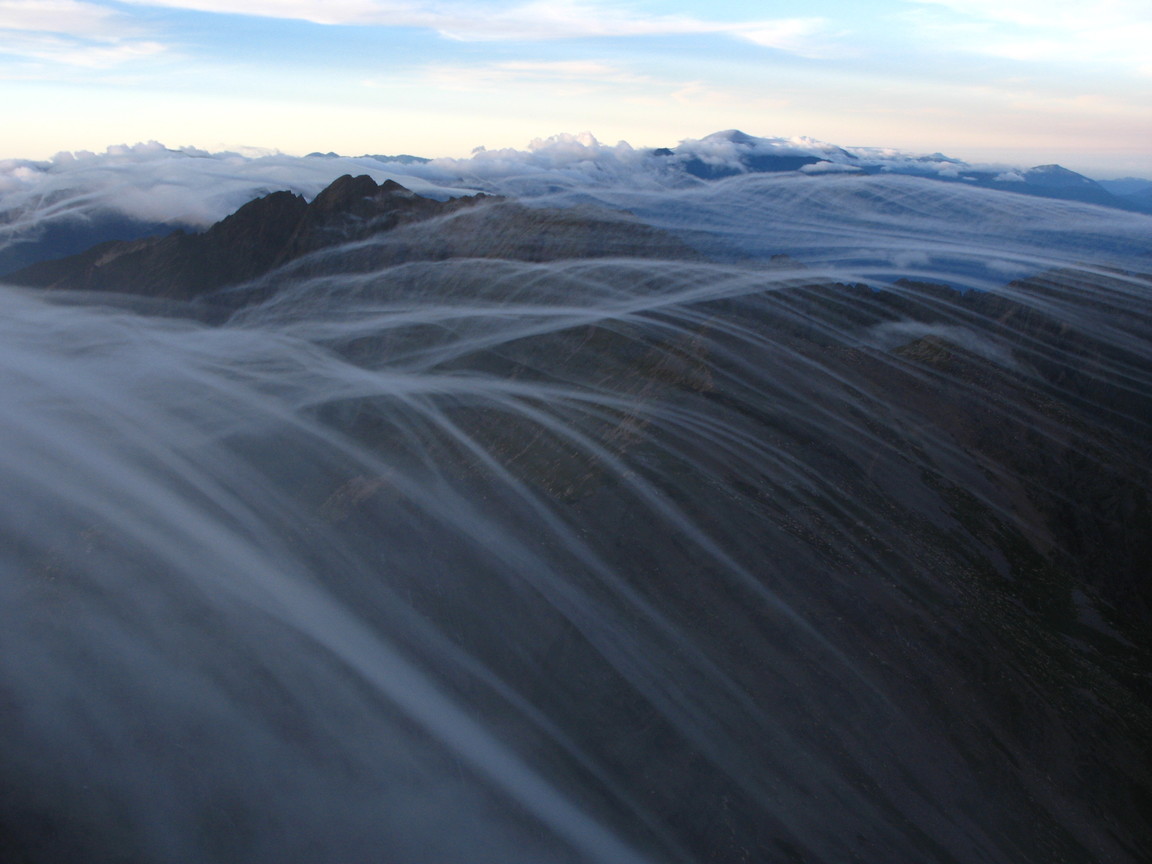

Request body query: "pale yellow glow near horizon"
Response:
[4, 81, 1150, 179]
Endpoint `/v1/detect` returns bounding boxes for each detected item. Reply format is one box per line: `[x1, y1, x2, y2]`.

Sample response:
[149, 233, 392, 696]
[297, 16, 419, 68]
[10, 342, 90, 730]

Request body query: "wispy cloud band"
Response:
[110, 0, 833, 52]
[905, 0, 1152, 72]
[0, 0, 165, 68]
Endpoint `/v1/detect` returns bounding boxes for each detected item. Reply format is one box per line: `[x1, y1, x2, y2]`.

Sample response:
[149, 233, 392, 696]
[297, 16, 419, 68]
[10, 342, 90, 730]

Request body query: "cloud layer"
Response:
[105, 0, 831, 49]
[3, 133, 1150, 288]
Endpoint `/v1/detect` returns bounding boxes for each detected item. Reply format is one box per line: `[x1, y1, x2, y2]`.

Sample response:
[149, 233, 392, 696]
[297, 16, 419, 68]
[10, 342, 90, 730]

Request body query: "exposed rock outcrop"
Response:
[4, 176, 701, 303]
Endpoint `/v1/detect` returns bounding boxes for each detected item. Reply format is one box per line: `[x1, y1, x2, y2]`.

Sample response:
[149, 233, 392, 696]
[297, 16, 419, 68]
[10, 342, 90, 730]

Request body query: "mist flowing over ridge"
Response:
[1, 140, 1151, 863]
[3, 130, 1151, 275]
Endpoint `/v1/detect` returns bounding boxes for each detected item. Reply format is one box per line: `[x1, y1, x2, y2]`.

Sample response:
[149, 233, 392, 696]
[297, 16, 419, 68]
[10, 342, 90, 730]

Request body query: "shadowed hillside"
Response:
[1, 170, 1149, 864]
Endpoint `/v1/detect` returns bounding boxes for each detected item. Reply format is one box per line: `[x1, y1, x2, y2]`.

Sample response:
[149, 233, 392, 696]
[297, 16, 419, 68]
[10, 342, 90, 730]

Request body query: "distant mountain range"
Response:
[2, 130, 1149, 281]
[326, 129, 1152, 214]
[651, 130, 1152, 212]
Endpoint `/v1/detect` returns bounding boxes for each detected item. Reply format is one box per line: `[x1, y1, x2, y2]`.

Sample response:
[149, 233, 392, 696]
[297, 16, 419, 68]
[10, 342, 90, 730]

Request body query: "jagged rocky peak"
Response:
[2, 173, 703, 304]
[310, 174, 413, 213]
[2, 176, 494, 301]
[205, 189, 307, 243]
[295, 175, 494, 241]
[199, 175, 440, 246]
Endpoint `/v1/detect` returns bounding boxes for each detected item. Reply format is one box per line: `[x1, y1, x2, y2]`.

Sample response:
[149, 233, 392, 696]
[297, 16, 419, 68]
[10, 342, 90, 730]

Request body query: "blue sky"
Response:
[2, 0, 1149, 176]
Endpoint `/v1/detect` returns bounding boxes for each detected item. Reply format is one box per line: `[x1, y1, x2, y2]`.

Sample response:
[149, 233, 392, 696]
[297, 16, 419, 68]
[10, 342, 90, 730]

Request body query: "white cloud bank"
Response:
[0, 131, 1123, 230]
[0, 143, 463, 259]
[3, 133, 1150, 262]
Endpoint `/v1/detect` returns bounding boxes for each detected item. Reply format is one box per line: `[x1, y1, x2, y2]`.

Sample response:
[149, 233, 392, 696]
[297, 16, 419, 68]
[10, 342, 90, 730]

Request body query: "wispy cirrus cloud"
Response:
[0, 0, 120, 34]
[740, 18, 841, 59]
[412, 58, 654, 91]
[0, 0, 166, 68]
[905, 0, 1144, 29]
[113, 0, 391, 26]
[1, 32, 165, 68]
[402, 57, 792, 121]
[112, 0, 835, 54]
[903, 0, 1152, 72]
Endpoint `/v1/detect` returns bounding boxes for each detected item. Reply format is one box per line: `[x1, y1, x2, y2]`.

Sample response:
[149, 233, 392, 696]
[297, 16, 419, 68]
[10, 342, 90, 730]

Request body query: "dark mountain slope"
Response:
[0, 211, 174, 276]
[5, 176, 702, 303]
[221, 258, 1152, 863]
[1, 169, 1150, 864]
[4, 177, 502, 300]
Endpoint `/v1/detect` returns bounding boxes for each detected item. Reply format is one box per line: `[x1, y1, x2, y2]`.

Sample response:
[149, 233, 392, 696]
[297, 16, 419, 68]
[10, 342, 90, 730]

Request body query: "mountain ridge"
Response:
[3, 131, 1148, 279]
[3, 174, 704, 303]
[654, 130, 1137, 210]
[1, 145, 1150, 864]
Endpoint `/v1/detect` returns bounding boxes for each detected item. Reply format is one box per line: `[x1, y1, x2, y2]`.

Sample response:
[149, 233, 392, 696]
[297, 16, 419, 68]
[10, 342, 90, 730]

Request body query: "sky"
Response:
[1, 0, 1150, 177]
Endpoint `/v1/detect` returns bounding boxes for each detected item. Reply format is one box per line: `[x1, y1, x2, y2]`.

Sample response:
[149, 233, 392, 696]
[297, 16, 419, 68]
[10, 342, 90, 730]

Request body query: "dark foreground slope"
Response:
[0, 175, 1150, 864]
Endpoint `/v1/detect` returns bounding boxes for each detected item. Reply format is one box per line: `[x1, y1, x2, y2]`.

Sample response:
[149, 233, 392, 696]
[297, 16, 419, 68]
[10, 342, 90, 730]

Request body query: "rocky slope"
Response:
[1, 171, 1149, 864]
[5, 175, 701, 302]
